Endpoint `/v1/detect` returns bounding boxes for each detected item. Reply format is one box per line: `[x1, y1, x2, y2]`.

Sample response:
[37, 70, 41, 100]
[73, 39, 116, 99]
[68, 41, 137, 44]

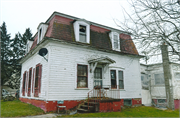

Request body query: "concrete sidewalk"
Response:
[22, 114, 57, 118]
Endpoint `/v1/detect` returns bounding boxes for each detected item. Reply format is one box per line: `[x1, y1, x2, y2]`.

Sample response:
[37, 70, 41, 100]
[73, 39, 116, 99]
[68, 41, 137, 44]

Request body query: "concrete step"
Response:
[84, 102, 99, 106]
[80, 105, 94, 111]
[77, 108, 90, 113]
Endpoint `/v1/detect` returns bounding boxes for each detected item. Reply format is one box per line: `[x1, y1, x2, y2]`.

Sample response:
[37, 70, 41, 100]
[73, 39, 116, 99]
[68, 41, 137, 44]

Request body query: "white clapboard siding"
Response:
[20, 45, 50, 99]
[46, 42, 142, 101]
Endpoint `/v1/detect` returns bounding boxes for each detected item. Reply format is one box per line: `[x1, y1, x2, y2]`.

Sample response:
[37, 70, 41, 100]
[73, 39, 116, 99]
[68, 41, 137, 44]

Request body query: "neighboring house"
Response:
[19, 11, 142, 112]
[140, 62, 180, 109]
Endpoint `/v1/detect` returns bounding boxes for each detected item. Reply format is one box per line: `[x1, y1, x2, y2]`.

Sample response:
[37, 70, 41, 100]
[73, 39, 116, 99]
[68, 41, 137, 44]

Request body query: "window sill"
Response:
[75, 88, 89, 90]
[113, 49, 121, 52]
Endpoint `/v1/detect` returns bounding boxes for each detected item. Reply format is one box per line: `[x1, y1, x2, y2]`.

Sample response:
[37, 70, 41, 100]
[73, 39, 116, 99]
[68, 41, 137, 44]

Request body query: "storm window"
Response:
[109, 32, 120, 51]
[113, 35, 118, 49]
[174, 72, 180, 80]
[111, 70, 117, 89]
[77, 64, 88, 88]
[118, 71, 124, 89]
[79, 25, 86, 43]
[154, 73, 164, 85]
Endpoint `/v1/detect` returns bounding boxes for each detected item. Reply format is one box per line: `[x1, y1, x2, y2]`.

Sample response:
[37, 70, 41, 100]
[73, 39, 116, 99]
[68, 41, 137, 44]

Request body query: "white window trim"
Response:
[73, 21, 90, 44]
[109, 32, 120, 51]
[109, 68, 124, 90]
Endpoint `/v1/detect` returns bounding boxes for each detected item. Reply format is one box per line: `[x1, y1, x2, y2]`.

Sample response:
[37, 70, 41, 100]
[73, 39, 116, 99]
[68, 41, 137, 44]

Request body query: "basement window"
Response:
[157, 99, 166, 104]
[154, 73, 164, 85]
[124, 99, 132, 106]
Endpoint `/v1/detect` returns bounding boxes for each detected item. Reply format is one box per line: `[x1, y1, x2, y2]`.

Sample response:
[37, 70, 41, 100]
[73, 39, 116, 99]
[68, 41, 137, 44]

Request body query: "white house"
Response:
[19, 11, 143, 112]
[140, 62, 180, 109]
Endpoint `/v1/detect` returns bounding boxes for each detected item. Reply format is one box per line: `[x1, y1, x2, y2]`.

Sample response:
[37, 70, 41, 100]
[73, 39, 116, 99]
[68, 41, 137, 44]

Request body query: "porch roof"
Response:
[88, 56, 116, 64]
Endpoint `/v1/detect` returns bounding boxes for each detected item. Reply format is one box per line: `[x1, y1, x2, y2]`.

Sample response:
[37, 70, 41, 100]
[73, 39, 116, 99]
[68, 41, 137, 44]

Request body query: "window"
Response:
[174, 72, 180, 80]
[28, 68, 32, 96]
[22, 71, 27, 96]
[113, 35, 118, 49]
[111, 70, 117, 89]
[77, 64, 88, 88]
[157, 99, 166, 104]
[154, 73, 164, 85]
[118, 71, 124, 89]
[109, 32, 120, 51]
[34, 64, 42, 97]
[37, 23, 48, 44]
[94, 68, 102, 88]
[73, 20, 90, 43]
[79, 25, 86, 43]
[124, 99, 132, 106]
[39, 28, 42, 41]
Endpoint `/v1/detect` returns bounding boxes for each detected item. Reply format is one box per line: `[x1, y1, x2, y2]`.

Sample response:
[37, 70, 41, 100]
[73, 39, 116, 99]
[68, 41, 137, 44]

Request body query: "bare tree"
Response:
[116, 0, 180, 62]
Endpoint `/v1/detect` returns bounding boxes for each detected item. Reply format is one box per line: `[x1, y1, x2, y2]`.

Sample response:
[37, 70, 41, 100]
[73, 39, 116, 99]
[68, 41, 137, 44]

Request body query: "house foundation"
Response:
[20, 97, 142, 112]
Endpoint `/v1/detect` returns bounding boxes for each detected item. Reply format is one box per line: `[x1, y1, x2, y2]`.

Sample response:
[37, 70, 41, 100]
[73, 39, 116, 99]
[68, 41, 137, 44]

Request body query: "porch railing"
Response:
[87, 85, 120, 109]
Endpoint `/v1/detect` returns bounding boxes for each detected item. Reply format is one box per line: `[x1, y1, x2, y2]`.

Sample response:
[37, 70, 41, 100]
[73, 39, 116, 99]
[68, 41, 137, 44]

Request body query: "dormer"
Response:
[109, 32, 120, 51]
[37, 23, 48, 44]
[73, 19, 90, 44]
[26, 39, 34, 53]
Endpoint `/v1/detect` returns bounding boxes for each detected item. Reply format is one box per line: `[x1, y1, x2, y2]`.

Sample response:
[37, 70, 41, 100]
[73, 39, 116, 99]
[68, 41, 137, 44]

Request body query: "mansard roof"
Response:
[30, 11, 139, 56]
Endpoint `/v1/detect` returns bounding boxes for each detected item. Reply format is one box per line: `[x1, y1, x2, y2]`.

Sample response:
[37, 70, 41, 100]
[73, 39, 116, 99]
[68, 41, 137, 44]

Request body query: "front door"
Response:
[94, 67, 102, 88]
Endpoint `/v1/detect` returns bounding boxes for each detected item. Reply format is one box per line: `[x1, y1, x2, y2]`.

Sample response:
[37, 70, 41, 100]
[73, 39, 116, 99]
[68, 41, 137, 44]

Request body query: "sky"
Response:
[0, 0, 132, 38]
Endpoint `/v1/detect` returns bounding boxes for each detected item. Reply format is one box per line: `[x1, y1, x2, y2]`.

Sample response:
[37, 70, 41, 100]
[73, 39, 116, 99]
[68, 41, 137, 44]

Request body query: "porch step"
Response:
[77, 108, 90, 113]
[84, 102, 99, 105]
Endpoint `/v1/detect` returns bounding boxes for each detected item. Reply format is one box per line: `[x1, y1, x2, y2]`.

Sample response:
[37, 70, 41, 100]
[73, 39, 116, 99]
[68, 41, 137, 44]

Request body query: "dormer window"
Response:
[39, 28, 42, 41]
[73, 20, 90, 43]
[79, 25, 86, 43]
[109, 32, 120, 51]
[37, 23, 48, 44]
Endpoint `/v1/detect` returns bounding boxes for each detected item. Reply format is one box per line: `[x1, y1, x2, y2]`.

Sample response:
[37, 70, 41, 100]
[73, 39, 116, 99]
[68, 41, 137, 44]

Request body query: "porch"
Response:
[77, 85, 122, 113]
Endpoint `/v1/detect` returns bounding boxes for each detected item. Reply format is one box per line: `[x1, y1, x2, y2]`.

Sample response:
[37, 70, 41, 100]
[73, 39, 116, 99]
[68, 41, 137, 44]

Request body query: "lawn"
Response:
[60, 106, 180, 117]
[1, 99, 45, 117]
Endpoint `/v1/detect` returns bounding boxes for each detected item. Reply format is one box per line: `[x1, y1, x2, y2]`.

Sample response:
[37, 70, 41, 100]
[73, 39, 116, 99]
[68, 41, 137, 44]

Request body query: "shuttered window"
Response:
[77, 64, 88, 88]
[28, 68, 32, 96]
[34, 64, 42, 97]
[32, 68, 35, 94]
[22, 71, 27, 96]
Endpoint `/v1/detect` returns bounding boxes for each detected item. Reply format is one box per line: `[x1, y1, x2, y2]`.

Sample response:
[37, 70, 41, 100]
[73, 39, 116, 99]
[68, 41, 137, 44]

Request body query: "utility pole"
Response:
[161, 44, 174, 110]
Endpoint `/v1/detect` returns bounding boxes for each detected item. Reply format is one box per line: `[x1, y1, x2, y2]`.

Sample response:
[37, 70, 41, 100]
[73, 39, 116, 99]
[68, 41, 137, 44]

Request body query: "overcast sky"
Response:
[0, 0, 131, 37]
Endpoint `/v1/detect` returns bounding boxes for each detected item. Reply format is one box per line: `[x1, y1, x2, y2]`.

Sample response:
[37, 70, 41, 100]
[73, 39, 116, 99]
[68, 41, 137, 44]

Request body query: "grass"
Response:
[60, 106, 180, 117]
[1, 99, 45, 117]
